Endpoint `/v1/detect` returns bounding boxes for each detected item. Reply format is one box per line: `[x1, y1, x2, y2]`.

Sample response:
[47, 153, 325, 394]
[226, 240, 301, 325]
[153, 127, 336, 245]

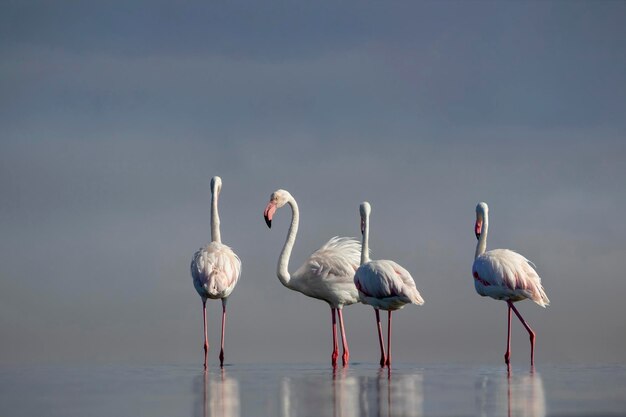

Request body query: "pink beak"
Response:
[475, 220, 482, 239]
[264, 202, 277, 228]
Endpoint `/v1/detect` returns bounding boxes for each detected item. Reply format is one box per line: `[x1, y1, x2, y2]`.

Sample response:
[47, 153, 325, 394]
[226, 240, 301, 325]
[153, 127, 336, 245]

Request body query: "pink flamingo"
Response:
[263, 189, 362, 367]
[354, 202, 424, 367]
[191, 176, 241, 368]
[472, 202, 550, 366]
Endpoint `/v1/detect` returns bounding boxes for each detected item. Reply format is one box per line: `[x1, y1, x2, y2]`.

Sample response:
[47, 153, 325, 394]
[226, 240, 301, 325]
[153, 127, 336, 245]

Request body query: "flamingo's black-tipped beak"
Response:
[263, 202, 276, 229]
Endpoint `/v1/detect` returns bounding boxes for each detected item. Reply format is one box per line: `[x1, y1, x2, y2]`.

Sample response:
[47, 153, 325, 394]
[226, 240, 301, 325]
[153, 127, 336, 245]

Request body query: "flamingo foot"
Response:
[504, 351, 511, 365]
[219, 349, 225, 367]
[379, 355, 386, 367]
[385, 356, 391, 368]
[331, 351, 339, 367]
[342, 351, 349, 367]
[203, 343, 209, 369]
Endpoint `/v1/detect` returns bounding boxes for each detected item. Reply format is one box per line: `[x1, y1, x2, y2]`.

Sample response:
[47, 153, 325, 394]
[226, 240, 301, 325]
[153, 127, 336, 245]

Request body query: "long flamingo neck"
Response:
[475, 217, 488, 259]
[211, 191, 221, 243]
[361, 215, 371, 265]
[277, 197, 298, 287]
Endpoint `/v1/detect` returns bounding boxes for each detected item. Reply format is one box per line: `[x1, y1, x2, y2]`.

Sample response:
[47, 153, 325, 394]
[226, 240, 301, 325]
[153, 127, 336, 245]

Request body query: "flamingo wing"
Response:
[289, 236, 362, 306]
[298, 236, 362, 281]
[191, 241, 241, 299]
[355, 260, 424, 305]
[473, 249, 549, 307]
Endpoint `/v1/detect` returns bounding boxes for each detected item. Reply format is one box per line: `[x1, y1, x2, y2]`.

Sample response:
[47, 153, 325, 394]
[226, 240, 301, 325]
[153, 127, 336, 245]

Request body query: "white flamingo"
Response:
[472, 202, 549, 366]
[354, 202, 424, 367]
[263, 189, 362, 367]
[191, 176, 241, 368]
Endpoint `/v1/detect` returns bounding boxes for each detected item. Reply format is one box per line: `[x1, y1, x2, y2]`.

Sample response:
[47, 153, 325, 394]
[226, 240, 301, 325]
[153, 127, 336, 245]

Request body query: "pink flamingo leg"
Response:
[202, 300, 208, 370]
[385, 311, 392, 367]
[375, 309, 386, 367]
[219, 300, 227, 367]
[331, 308, 339, 367]
[508, 301, 536, 365]
[337, 308, 349, 366]
[505, 302, 512, 365]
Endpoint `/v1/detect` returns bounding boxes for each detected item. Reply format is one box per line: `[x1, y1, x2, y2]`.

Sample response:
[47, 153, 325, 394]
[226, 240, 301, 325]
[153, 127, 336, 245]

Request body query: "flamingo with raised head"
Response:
[263, 189, 362, 367]
[191, 176, 241, 368]
[472, 202, 549, 366]
[354, 202, 424, 367]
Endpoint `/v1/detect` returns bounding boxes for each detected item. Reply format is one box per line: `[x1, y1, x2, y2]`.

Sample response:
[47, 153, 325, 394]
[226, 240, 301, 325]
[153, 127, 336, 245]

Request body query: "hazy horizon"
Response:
[1, 1, 625, 366]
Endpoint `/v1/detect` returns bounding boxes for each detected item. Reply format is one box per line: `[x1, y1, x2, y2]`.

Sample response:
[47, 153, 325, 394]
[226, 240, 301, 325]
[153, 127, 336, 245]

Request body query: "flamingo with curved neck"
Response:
[264, 189, 361, 367]
[191, 176, 241, 368]
[472, 202, 550, 367]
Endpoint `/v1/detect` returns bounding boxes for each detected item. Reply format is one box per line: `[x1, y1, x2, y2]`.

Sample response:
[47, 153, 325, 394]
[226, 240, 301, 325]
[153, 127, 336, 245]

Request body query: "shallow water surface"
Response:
[1, 363, 625, 417]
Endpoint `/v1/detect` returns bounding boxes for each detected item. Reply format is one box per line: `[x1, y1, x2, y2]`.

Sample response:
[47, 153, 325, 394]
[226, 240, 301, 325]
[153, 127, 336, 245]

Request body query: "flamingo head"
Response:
[264, 189, 291, 229]
[210, 176, 222, 195]
[475, 201, 488, 239]
[359, 201, 371, 235]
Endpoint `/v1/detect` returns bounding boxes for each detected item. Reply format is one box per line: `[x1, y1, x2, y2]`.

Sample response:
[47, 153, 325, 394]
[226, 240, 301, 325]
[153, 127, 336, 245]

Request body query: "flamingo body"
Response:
[472, 249, 548, 306]
[289, 236, 361, 308]
[355, 260, 424, 311]
[192, 241, 241, 301]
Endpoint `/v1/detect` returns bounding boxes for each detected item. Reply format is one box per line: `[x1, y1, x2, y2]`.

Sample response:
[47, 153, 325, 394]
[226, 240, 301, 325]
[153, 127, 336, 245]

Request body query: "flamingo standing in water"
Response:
[191, 176, 241, 368]
[472, 202, 549, 366]
[354, 202, 424, 367]
[263, 189, 362, 367]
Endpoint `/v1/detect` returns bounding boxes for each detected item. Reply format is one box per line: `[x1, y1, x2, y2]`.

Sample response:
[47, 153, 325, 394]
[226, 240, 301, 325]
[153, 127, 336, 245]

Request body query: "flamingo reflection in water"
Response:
[280, 369, 359, 417]
[279, 368, 423, 417]
[194, 369, 240, 417]
[359, 369, 423, 417]
[475, 369, 545, 417]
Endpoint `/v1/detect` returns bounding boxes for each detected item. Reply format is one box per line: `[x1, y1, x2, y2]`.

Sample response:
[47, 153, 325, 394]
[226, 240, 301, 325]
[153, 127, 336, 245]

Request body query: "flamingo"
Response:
[191, 176, 241, 368]
[472, 202, 549, 366]
[263, 189, 362, 367]
[354, 202, 424, 367]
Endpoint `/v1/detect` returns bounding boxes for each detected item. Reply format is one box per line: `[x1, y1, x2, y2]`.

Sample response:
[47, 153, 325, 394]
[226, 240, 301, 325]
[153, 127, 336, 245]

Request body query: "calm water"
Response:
[1, 363, 625, 417]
